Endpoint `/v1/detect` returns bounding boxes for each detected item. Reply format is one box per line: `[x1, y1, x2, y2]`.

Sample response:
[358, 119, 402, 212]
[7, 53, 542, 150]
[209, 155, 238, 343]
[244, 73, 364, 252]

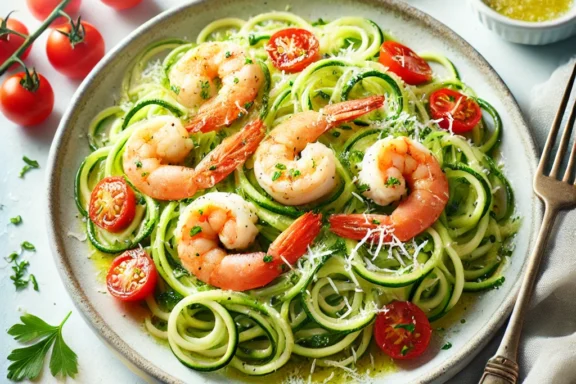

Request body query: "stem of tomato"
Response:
[0, 0, 72, 77]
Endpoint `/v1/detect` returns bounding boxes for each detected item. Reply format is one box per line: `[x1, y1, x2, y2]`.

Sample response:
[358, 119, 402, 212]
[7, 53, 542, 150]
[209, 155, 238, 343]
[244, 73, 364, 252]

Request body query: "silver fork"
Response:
[479, 62, 576, 384]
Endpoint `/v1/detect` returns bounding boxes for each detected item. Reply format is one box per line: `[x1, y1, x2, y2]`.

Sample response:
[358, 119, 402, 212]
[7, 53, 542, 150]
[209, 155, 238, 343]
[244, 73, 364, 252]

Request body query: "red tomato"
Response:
[374, 301, 432, 360]
[379, 41, 432, 85]
[0, 18, 31, 68]
[429, 88, 482, 133]
[27, 0, 81, 24]
[0, 72, 54, 126]
[266, 28, 320, 73]
[89, 176, 136, 233]
[106, 248, 158, 301]
[100, 0, 142, 10]
[46, 21, 105, 79]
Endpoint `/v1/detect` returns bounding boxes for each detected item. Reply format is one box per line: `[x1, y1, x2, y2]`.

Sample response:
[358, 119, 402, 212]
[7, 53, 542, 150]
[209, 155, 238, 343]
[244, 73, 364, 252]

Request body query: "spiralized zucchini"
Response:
[76, 11, 520, 381]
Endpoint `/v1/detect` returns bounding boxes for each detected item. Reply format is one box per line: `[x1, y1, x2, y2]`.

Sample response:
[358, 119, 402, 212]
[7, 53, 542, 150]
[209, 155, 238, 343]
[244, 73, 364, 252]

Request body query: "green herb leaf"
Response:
[385, 177, 401, 187]
[400, 345, 412, 356]
[263, 255, 273, 263]
[30, 274, 39, 292]
[10, 215, 22, 225]
[7, 312, 77, 381]
[244, 101, 253, 110]
[225, 51, 231, 58]
[289, 169, 301, 178]
[275, 163, 286, 170]
[19, 156, 40, 178]
[272, 171, 282, 181]
[199, 80, 211, 100]
[135, 160, 142, 168]
[331, 131, 341, 138]
[357, 183, 370, 193]
[11, 260, 30, 289]
[7, 252, 19, 262]
[233, 77, 239, 84]
[189, 226, 202, 236]
[441, 342, 452, 350]
[209, 165, 217, 171]
[170, 85, 180, 95]
[372, 219, 381, 225]
[394, 323, 415, 333]
[21, 241, 35, 251]
[245, 57, 253, 64]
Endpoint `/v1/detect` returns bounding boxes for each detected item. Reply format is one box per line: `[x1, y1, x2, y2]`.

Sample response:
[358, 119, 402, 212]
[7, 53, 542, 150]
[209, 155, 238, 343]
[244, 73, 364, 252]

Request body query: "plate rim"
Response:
[45, 0, 542, 383]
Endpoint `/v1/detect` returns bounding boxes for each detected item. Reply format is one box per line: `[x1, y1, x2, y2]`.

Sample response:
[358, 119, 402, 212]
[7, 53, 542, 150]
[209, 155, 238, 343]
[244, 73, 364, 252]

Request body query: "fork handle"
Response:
[479, 204, 558, 384]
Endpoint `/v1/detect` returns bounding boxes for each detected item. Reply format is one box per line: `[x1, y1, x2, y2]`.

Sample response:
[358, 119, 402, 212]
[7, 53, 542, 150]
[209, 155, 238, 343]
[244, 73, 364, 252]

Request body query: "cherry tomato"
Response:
[100, 0, 142, 10]
[266, 28, 320, 73]
[0, 72, 54, 126]
[46, 21, 105, 79]
[0, 18, 31, 68]
[379, 41, 432, 85]
[429, 88, 482, 133]
[89, 176, 136, 233]
[106, 248, 158, 301]
[374, 301, 432, 360]
[27, 0, 81, 25]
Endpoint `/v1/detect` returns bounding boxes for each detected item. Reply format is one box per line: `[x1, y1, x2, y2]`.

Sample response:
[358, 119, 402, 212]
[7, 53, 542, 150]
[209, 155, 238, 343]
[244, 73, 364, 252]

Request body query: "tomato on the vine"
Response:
[266, 28, 320, 73]
[46, 20, 105, 79]
[374, 301, 432, 360]
[100, 0, 142, 10]
[27, 0, 82, 24]
[0, 17, 31, 68]
[89, 176, 136, 232]
[379, 41, 432, 85]
[0, 71, 54, 126]
[429, 88, 482, 133]
[106, 248, 158, 301]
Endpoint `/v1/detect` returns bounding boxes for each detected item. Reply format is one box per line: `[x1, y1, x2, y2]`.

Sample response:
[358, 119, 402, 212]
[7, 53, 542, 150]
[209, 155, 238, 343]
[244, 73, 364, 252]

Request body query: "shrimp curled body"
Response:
[176, 192, 322, 291]
[123, 116, 264, 201]
[330, 136, 449, 242]
[254, 96, 385, 206]
[168, 42, 264, 133]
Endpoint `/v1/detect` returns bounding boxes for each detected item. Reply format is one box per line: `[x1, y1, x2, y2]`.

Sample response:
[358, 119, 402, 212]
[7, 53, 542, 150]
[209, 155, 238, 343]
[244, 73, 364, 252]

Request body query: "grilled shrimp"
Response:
[330, 136, 449, 241]
[175, 192, 322, 291]
[253, 95, 385, 206]
[168, 42, 264, 133]
[123, 116, 264, 200]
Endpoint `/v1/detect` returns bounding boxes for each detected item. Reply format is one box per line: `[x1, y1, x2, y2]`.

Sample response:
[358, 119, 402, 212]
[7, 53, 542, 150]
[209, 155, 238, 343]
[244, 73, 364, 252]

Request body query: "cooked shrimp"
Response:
[123, 116, 264, 201]
[168, 42, 264, 133]
[175, 192, 322, 291]
[253, 95, 385, 206]
[329, 136, 449, 242]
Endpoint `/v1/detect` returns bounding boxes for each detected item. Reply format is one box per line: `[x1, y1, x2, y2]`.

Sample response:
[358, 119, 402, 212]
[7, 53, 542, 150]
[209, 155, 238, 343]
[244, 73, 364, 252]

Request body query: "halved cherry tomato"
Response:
[0, 18, 32, 68]
[379, 41, 432, 85]
[101, 0, 142, 10]
[429, 88, 482, 134]
[46, 21, 105, 79]
[374, 301, 432, 360]
[27, 0, 82, 25]
[106, 248, 157, 301]
[0, 72, 54, 126]
[266, 28, 319, 73]
[89, 176, 136, 232]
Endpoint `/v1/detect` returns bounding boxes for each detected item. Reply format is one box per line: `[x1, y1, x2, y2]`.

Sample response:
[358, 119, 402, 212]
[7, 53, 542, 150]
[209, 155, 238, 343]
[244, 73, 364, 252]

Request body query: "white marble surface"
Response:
[0, 0, 574, 383]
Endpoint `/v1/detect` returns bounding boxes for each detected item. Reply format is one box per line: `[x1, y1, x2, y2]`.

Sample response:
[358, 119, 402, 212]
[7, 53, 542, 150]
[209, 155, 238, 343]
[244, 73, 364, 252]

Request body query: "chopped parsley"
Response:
[19, 156, 40, 178]
[7, 312, 78, 381]
[189, 226, 203, 237]
[21, 241, 35, 251]
[244, 101, 254, 110]
[263, 255, 273, 263]
[198, 209, 204, 215]
[225, 51, 231, 58]
[441, 342, 452, 350]
[135, 160, 142, 169]
[372, 219, 381, 225]
[170, 85, 180, 95]
[233, 77, 239, 84]
[331, 131, 341, 138]
[10, 260, 31, 289]
[209, 165, 217, 171]
[275, 163, 286, 170]
[394, 323, 415, 333]
[245, 57, 253, 64]
[289, 169, 301, 178]
[400, 345, 412, 356]
[10, 216, 22, 225]
[272, 171, 282, 181]
[357, 183, 370, 193]
[200, 80, 211, 100]
[385, 177, 401, 187]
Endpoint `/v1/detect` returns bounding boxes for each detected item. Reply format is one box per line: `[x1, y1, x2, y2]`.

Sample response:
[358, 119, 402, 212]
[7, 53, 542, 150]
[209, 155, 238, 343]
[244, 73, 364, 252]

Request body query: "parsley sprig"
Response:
[19, 156, 40, 178]
[7, 312, 78, 381]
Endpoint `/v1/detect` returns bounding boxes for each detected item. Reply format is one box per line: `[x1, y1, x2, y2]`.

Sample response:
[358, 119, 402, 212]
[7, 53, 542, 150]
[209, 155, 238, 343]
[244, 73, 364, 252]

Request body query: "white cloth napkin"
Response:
[448, 58, 576, 384]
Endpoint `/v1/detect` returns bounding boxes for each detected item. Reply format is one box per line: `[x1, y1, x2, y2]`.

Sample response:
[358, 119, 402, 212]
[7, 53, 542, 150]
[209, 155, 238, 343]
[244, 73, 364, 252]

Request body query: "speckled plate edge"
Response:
[45, 1, 542, 383]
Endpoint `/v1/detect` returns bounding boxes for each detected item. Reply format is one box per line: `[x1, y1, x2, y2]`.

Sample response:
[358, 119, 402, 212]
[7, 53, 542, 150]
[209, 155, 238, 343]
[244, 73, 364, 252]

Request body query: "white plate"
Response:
[46, 0, 541, 382]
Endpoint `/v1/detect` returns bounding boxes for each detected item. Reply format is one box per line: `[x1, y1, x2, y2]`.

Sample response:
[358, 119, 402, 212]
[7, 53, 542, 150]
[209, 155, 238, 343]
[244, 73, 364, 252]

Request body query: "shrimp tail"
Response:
[268, 212, 323, 264]
[322, 95, 385, 126]
[194, 119, 265, 189]
[329, 214, 391, 240]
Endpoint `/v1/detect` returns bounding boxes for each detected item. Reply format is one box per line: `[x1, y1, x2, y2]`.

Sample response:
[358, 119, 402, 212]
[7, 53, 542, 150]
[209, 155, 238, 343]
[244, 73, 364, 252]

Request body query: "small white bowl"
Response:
[469, 0, 576, 45]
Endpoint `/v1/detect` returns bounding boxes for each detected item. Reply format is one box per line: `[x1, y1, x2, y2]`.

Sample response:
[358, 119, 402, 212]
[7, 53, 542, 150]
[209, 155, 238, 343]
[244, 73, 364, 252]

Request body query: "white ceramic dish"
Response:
[469, 0, 576, 45]
[46, 0, 541, 383]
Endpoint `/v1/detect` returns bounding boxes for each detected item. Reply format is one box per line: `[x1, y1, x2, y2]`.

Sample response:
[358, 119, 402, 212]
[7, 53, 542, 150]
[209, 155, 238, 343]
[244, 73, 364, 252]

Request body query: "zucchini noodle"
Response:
[75, 11, 520, 382]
